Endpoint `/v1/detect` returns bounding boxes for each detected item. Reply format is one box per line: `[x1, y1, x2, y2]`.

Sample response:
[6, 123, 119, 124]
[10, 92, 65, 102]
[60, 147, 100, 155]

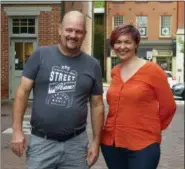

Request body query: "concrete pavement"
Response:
[1, 95, 184, 169]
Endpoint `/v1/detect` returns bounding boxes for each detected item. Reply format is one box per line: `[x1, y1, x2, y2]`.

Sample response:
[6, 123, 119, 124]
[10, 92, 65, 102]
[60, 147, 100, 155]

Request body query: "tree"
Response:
[178, 37, 184, 79]
[178, 37, 184, 53]
[94, 1, 105, 8]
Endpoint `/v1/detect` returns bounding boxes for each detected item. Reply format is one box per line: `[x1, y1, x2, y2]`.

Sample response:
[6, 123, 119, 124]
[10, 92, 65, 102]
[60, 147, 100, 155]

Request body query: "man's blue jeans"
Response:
[101, 143, 160, 169]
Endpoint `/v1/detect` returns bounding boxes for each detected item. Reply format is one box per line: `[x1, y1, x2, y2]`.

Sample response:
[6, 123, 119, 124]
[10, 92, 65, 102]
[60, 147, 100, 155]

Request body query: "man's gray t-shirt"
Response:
[23, 45, 103, 135]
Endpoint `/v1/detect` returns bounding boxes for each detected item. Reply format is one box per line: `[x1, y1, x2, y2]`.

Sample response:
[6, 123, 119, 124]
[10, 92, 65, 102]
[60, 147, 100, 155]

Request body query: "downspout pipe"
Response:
[61, 1, 65, 22]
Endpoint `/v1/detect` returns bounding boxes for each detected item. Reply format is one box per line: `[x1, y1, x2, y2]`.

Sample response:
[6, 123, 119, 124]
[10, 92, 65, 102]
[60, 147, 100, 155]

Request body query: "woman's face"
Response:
[113, 34, 137, 61]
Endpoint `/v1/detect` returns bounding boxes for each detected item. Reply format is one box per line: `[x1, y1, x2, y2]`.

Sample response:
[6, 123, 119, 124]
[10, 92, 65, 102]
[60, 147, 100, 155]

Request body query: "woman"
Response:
[101, 24, 176, 169]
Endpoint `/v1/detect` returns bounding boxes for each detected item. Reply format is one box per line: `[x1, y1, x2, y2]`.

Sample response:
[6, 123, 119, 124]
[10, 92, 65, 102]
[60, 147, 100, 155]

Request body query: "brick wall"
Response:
[1, 6, 9, 99]
[177, 1, 184, 29]
[1, 4, 61, 99]
[81, 16, 92, 55]
[106, 1, 177, 40]
[38, 5, 61, 46]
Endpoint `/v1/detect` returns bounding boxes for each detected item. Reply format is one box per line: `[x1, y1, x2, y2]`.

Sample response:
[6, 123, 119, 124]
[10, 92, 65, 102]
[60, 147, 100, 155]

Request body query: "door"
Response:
[10, 40, 37, 99]
[156, 56, 172, 71]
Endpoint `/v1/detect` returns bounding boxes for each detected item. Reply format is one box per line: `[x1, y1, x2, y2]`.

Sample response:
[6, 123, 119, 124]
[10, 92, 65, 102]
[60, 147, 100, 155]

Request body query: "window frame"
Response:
[112, 15, 124, 30]
[136, 16, 148, 38]
[159, 15, 172, 38]
[10, 16, 37, 37]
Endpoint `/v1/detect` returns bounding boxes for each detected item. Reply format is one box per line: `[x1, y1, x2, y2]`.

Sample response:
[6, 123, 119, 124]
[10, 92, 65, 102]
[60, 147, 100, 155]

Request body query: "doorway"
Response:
[156, 56, 172, 71]
[10, 40, 37, 99]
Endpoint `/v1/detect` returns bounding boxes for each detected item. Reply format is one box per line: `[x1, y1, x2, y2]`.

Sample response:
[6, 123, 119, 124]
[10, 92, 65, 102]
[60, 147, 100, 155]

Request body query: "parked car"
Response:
[165, 71, 177, 88]
[172, 83, 185, 100]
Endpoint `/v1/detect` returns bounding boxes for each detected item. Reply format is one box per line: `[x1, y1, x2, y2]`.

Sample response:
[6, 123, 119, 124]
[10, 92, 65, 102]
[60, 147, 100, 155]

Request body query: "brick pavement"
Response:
[1, 100, 184, 169]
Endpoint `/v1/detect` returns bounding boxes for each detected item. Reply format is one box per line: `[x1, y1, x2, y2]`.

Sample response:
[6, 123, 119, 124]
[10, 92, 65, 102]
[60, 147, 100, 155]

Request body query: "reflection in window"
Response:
[160, 16, 171, 37]
[14, 42, 33, 70]
[15, 43, 23, 70]
[136, 16, 148, 37]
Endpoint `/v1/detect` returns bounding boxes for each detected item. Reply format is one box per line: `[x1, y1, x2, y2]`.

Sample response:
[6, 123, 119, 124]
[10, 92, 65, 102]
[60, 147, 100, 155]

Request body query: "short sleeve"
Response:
[91, 61, 103, 95]
[22, 48, 41, 80]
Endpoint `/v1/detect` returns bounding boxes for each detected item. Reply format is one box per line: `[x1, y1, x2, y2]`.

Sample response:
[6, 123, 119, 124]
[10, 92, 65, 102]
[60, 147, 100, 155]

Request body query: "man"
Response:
[11, 10, 104, 169]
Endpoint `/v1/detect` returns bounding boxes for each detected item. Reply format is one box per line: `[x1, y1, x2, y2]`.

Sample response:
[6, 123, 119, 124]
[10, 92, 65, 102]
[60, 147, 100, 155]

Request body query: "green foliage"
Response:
[93, 24, 104, 77]
[178, 37, 184, 53]
[94, 1, 105, 8]
[94, 25, 104, 57]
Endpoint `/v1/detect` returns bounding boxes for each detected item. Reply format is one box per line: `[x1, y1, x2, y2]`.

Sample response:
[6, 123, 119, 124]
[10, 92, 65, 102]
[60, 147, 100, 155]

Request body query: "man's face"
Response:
[59, 18, 86, 53]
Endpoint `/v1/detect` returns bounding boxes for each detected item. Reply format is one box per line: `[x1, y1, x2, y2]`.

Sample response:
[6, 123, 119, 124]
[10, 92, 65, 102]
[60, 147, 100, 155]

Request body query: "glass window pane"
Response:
[114, 16, 123, 28]
[15, 42, 24, 70]
[12, 17, 36, 35]
[20, 19, 28, 26]
[28, 19, 35, 26]
[161, 16, 171, 36]
[28, 27, 35, 34]
[13, 27, 19, 34]
[137, 16, 148, 36]
[24, 43, 33, 64]
[13, 19, 19, 26]
[161, 16, 170, 27]
[21, 27, 27, 33]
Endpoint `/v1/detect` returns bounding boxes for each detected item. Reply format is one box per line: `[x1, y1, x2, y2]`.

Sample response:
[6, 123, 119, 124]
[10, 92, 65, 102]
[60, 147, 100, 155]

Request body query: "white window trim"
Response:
[112, 16, 114, 30]
[136, 16, 148, 38]
[159, 16, 172, 38]
[10, 17, 38, 37]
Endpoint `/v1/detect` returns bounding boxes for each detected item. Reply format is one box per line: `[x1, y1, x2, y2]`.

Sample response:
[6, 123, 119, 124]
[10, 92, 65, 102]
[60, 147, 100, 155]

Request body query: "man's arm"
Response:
[11, 76, 33, 157]
[87, 94, 104, 167]
[12, 76, 33, 131]
[89, 95, 104, 144]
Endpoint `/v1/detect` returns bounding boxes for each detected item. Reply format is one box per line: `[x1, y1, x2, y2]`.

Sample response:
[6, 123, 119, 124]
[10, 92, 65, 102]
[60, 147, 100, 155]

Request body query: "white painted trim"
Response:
[94, 8, 104, 14]
[4, 7, 52, 16]
[177, 29, 185, 35]
[1, 0, 61, 4]
[112, 16, 114, 31]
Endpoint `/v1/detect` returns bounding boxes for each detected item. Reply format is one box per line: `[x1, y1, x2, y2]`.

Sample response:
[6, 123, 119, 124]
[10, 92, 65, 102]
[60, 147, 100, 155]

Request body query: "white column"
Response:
[176, 29, 184, 83]
[106, 57, 111, 83]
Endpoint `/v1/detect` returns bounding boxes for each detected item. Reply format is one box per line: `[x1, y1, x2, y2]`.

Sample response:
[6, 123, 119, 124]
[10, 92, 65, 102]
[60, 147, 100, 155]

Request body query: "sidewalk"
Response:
[103, 82, 110, 88]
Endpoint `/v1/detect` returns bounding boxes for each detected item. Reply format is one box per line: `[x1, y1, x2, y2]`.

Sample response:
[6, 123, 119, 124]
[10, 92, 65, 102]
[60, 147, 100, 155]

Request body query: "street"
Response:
[1, 91, 184, 169]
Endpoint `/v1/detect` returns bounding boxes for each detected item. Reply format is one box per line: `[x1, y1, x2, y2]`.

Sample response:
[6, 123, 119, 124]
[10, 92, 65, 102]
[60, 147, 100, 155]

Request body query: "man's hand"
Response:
[87, 141, 100, 168]
[11, 130, 27, 157]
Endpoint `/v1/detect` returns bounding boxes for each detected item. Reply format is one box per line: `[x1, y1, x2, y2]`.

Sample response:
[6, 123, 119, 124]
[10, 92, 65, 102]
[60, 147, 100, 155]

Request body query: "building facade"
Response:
[105, 1, 182, 83]
[1, 1, 92, 100]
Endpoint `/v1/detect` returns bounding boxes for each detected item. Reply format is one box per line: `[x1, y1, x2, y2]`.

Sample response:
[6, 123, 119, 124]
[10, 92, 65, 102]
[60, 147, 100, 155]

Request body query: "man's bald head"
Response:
[61, 11, 86, 30]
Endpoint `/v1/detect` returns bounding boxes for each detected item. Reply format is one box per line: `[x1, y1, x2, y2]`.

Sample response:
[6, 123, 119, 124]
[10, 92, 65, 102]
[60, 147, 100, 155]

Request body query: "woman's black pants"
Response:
[101, 143, 160, 169]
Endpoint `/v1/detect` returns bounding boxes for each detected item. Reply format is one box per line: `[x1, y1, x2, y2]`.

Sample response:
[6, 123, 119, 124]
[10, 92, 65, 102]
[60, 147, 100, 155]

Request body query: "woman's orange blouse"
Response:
[101, 62, 176, 150]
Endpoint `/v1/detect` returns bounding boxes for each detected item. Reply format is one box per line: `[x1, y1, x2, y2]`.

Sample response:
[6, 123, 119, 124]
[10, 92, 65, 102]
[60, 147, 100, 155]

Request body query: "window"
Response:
[136, 16, 148, 37]
[113, 16, 124, 29]
[12, 17, 36, 34]
[160, 16, 171, 37]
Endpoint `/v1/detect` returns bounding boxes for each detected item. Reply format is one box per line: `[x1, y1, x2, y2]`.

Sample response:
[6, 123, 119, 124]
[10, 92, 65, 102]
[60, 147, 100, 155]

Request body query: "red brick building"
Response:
[1, 1, 92, 100]
[105, 1, 183, 82]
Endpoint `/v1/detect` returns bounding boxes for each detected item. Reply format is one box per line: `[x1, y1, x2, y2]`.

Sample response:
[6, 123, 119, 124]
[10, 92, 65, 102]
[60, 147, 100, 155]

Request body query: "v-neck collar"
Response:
[118, 61, 150, 84]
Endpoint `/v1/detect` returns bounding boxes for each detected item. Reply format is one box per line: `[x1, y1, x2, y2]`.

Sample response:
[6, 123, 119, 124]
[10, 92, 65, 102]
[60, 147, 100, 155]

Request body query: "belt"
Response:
[31, 127, 86, 142]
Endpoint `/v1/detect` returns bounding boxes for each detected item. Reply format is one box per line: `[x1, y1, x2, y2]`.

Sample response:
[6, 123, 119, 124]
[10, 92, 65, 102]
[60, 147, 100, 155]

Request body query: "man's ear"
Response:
[58, 23, 62, 36]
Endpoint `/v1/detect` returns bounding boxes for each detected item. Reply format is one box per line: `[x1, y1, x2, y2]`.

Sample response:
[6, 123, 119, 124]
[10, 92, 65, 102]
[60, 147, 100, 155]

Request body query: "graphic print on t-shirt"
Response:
[46, 65, 77, 107]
